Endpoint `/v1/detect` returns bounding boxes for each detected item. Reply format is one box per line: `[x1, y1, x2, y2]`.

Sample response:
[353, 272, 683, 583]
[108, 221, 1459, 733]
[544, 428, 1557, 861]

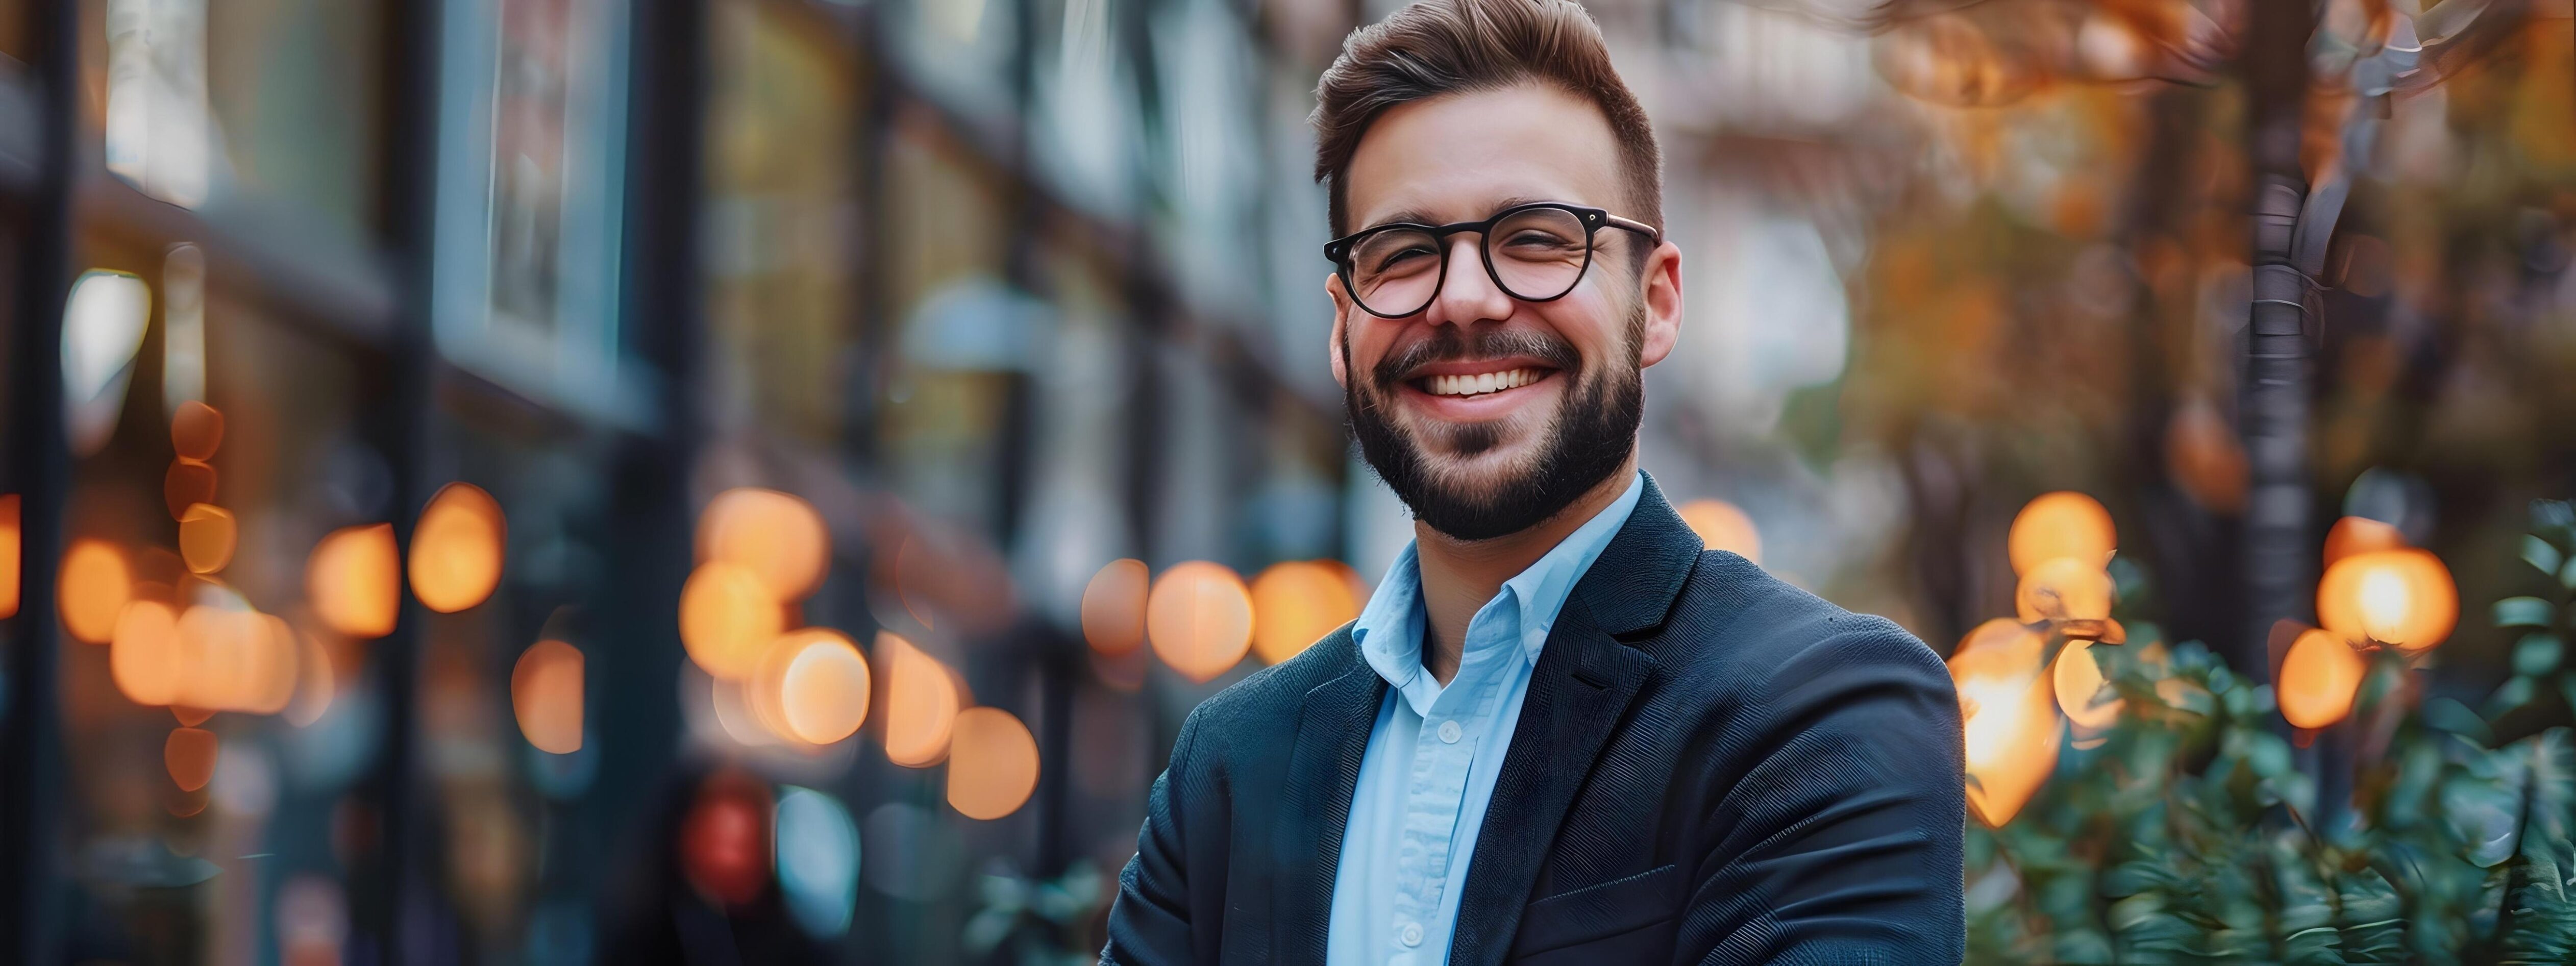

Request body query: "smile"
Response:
[1420, 367, 1544, 398]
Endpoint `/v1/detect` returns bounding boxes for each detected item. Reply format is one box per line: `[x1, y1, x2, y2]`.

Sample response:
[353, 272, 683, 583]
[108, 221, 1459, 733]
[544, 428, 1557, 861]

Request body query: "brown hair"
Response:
[1311, 0, 1662, 239]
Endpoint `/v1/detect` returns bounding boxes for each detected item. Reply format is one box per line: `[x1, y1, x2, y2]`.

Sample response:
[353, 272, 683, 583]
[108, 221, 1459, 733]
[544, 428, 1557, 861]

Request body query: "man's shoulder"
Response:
[1175, 623, 1364, 749]
[1649, 550, 1947, 692]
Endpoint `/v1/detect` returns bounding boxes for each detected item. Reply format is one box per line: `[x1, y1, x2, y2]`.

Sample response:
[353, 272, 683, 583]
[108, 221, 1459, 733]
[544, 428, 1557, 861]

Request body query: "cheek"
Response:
[1531, 287, 1631, 364]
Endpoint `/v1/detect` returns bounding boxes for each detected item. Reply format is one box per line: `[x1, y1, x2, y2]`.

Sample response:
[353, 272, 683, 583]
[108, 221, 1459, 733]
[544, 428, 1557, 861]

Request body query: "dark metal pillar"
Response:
[368, 0, 445, 958]
[0, 0, 82, 959]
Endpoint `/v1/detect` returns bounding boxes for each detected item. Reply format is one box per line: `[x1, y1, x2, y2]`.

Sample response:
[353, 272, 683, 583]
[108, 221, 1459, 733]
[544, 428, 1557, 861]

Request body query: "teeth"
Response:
[1425, 368, 1538, 397]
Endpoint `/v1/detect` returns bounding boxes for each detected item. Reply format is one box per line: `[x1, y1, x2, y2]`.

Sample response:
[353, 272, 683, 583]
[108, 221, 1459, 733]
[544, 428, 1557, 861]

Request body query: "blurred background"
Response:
[0, 0, 2568, 962]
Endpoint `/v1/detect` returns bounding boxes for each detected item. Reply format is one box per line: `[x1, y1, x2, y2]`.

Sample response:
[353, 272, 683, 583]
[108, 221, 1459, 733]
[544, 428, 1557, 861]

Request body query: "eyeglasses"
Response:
[1323, 202, 1659, 319]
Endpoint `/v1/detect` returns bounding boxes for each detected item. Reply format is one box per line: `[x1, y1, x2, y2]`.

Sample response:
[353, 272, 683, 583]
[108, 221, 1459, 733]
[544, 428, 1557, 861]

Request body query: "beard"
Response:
[1346, 311, 1644, 541]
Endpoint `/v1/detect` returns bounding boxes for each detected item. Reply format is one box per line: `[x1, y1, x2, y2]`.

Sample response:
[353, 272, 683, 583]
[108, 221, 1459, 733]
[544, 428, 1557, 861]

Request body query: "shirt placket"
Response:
[1386, 610, 1519, 962]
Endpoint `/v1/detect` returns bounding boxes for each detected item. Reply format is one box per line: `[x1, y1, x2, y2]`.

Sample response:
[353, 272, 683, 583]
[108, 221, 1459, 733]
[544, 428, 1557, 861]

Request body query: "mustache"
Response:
[1368, 329, 1582, 390]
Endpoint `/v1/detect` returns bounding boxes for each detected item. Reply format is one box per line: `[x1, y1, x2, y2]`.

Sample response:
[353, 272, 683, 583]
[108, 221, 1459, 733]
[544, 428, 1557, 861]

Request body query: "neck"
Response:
[1412, 456, 1636, 685]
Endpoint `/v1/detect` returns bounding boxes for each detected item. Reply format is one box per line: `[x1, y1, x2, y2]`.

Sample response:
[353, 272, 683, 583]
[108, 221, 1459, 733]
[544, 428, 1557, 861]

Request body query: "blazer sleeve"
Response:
[1674, 620, 1967, 965]
[1101, 708, 1206, 966]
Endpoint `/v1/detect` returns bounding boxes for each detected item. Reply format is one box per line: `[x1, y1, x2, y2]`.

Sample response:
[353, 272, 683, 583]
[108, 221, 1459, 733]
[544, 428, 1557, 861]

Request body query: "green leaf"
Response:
[2487, 676, 2540, 720]
[2515, 634, 2564, 677]
[2530, 536, 2568, 580]
[2496, 597, 2557, 629]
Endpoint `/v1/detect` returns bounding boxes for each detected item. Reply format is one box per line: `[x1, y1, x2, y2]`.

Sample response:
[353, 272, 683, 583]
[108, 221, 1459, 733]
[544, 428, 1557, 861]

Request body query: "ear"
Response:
[1327, 271, 1353, 389]
[1636, 239, 1683, 369]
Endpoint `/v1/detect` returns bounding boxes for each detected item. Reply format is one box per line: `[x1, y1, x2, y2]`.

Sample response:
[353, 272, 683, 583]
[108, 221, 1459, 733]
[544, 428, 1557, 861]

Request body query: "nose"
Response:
[1422, 233, 1512, 328]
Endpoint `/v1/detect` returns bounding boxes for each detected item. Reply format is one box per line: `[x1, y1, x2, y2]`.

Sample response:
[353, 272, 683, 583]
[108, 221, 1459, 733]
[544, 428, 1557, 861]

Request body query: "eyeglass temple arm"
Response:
[1603, 213, 1660, 244]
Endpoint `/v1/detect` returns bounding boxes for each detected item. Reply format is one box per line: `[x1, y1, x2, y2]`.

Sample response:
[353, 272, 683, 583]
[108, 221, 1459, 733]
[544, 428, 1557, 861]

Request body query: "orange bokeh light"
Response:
[680, 561, 785, 680]
[1249, 561, 1360, 665]
[60, 539, 132, 643]
[754, 629, 870, 747]
[309, 523, 400, 638]
[2007, 491, 2116, 576]
[409, 482, 505, 613]
[1677, 499, 1763, 564]
[2014, 556, 2114, 623]
[178, 503, 237, 574]
[511, 639, 585, 754]
[163, 459, 216, 521]
[698, 488, 830, 602]
[881, 632, 960, 767]
[947, 706, 1039, 820]
[1949, 618, 2057, 827]
[2279, 628, 2366, 729]
[170, 400, 224, 460]
[1079, 559, 1149, 657]
[0, 494, 17, 619]
[2052, 638, 2122, 730]
[171, 605, 296, 714]
[2317, 548, 2457, 651]
[112, 600, 183, 705]
[2321, 516, 2406, 571]
[1146, 561, 1253, 683]
[165, 726, 218, 792]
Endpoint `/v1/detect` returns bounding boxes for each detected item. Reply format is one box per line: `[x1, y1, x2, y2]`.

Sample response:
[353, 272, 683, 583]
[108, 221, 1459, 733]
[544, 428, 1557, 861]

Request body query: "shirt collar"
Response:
[1351, 471, 1648, 692]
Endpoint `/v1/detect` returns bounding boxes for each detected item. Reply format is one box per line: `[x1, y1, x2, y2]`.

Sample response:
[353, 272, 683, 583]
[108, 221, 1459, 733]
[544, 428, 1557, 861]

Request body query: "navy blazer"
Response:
[1103, 480, 1967, 965]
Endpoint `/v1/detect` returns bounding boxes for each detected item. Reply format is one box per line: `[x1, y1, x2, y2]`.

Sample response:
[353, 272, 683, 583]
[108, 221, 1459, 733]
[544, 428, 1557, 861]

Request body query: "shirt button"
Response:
[1399, 922, 1424, 946]
[1437, 720, 1462, 744]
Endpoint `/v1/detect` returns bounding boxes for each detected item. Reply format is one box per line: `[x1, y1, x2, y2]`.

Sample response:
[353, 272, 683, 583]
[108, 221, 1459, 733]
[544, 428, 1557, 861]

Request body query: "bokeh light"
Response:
[946, 706, 1038, 820]
[698, 487, 830, 602]
[0, 494, 17, 619]
[111, 600, 183, 705]
[61, 269, 150, 456]
[170, 400, 224, 460]
[680, 771, 773, 909]
[775, 787, 859, 937]
[2317, 548, 2458, 651]
[2279, 628, 2366, 729]
[2321, 516, 2406, 570]
[308, 524, 400, 638]
[751, 628, 871, 747]
[172, 605, 297, 714]
[59, 539, 132, 643]
[165, 726, 217, 791]
[1949, 618, 2057, 826]
[409, 482, 506, 613]
[880, 632, 960, 767]
[178, 503, 237, 574]
[2051, 637, 2122, 730]
[1249, 560, 1360, 664]
[1146, 561, 1253, 683]
[2007, 491, 2116, 576]
[1079, 558, 1149, 656]
[679, 561, 785, 679]
[512, 639, 585, 754]
[283, 628, 336, 728]
[1677, 498, 1764, 564]
[2014, 556, 2115, 623]
[163, 459, 216, 521]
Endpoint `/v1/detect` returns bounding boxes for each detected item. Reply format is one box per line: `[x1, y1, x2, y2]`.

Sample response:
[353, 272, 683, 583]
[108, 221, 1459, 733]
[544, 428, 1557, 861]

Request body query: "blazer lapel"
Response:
[1445, 476, 1704, 966]
[1271, 632, 1386, 963]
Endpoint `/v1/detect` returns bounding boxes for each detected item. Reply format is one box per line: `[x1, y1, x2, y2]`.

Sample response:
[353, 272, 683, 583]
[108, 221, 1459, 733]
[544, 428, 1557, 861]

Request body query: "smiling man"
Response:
[1101, 2, 1965, 963]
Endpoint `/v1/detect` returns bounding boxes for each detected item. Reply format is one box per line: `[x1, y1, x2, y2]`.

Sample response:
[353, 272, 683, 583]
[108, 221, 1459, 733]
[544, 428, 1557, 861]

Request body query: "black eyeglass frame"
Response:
[1322, 202, 1662, 319]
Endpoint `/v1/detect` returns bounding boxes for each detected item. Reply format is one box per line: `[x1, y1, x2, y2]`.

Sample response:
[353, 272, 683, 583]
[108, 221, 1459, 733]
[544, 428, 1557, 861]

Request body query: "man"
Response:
[1103, 1, 1966, 962]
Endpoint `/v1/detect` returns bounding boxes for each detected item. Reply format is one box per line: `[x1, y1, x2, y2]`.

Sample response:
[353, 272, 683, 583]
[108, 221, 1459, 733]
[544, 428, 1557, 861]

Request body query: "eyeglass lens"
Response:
[1345, 207, 1592, 316]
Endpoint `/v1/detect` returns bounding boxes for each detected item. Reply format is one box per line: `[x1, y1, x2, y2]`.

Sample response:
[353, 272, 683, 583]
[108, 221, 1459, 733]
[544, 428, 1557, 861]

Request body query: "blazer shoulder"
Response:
[1659, 551, 1947, 685]
[1173, 623, 1361, 752]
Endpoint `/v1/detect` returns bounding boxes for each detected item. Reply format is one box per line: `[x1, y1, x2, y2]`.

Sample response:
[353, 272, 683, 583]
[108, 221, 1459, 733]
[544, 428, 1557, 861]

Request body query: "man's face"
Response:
[1330, 83, 1682, 540]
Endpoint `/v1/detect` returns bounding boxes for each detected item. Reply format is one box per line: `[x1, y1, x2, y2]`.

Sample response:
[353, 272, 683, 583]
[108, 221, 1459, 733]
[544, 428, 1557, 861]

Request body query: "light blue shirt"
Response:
[1325, 472, 1646, 966]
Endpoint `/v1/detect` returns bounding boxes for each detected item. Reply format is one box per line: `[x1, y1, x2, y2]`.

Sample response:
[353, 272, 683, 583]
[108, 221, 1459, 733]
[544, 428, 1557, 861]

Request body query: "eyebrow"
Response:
[1354, 196, 1554, 234]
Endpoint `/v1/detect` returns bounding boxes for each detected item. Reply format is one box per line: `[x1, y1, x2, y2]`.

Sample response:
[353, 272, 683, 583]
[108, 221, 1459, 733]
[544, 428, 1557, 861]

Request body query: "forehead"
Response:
[1343, 82, 1624, 230]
